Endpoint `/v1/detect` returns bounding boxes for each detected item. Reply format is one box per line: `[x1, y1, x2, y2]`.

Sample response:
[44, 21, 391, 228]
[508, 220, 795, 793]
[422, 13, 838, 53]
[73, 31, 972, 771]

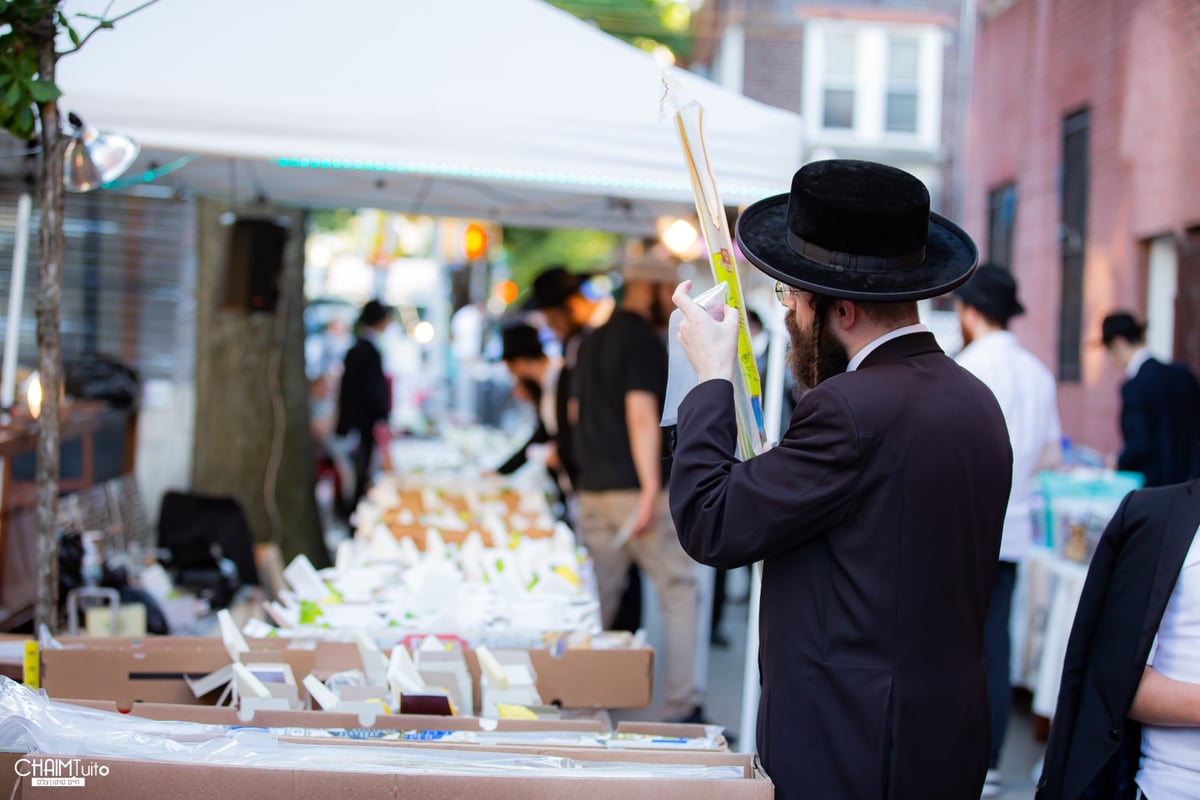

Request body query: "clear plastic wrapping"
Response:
[0, 678, 739, 780]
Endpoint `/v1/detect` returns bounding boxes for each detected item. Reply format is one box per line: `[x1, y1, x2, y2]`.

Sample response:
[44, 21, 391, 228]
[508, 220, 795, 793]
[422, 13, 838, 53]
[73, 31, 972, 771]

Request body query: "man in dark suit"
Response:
[669, 159, 1013, 800]
[336, 299, 393, 508]
[1102, 311, 1200, 487]
[1037, 481, 1200, 800]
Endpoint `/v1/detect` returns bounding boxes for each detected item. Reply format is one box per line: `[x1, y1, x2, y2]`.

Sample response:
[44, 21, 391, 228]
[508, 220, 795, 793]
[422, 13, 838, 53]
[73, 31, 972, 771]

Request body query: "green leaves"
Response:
[0, 2, 59, 140]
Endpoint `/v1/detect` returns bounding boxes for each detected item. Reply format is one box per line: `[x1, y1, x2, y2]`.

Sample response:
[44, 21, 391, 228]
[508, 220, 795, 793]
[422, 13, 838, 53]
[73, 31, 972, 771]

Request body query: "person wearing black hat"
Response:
[524, 266, 603, 489]
[956, 263, 1062, 797]
[669, 159, 1013, 800]
[1101, 311, 1200, 487]
[493, 323, 560, 478]
[336, 299, 394, 509]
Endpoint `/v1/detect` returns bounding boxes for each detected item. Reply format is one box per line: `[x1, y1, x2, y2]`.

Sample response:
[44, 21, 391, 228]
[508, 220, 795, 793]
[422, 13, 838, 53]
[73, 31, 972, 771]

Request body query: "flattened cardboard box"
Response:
[41, 637, 653, 710]
[0, 750, 771, 800]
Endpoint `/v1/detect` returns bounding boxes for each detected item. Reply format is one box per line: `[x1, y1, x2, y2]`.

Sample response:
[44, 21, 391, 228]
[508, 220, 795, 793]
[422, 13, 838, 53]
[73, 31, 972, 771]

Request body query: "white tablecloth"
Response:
[1010, 547, 1090, 718]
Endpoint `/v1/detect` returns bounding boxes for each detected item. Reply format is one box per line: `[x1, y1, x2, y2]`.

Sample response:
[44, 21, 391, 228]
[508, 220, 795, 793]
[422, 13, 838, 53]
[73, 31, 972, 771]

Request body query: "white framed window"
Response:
[821, 30, 857, 129]
[803, 20, 945, 150]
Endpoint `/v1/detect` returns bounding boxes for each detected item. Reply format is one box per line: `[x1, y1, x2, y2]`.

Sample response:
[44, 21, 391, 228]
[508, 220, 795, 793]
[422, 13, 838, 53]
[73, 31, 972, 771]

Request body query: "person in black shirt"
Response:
[573, 254, 703, 723]
[525, 267, 645, 632]
[336, 300, 393, 508]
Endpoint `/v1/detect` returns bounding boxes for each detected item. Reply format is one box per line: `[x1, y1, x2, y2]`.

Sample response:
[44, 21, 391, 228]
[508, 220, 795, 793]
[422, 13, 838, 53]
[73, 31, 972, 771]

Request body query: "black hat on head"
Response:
[524, 266, 590, 310]
[1101, 312, 1146, 346]
[500, 323, 545, 361]
[735, 159, 979, 301]
[955, 263, 1025, 323]
[357, 299, 393, 328]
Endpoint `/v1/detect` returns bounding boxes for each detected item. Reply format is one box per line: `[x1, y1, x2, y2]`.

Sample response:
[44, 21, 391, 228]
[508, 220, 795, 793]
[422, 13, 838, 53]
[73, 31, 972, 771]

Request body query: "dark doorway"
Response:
[1058, 109, 1090, 382]
[1176, 227, 1200, 378]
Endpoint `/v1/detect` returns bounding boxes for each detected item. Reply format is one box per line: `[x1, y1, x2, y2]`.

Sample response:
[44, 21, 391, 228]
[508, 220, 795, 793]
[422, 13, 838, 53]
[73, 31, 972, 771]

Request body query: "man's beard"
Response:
[786, 296, 850, 389]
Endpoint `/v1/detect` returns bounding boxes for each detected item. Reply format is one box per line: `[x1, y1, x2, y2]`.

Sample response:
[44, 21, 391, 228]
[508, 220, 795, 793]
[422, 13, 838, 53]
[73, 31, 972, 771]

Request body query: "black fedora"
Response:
[524, 266, 591, 310]
[1100, 312, 1146, 346]
[955, 263, 1025, 323]
[735, 159, 978, 302]
[500, 323, 545, 361]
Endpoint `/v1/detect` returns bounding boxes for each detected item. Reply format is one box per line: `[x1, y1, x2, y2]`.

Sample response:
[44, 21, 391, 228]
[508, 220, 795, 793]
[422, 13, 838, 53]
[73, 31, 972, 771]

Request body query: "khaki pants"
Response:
[578, 489, 701, 720]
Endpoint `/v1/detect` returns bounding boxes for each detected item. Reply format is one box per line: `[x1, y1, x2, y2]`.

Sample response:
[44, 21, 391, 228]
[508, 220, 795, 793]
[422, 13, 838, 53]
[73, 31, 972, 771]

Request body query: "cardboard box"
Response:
[0, 745, 770, 799]
[41, 637, 653, 711]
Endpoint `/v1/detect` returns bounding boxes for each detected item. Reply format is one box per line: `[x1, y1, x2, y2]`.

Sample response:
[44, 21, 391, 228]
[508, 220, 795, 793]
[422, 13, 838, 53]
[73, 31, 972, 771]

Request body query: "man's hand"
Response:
[630, 488, 657, 539]
[544, 442, 561, 471]
[672, 280, 740, 383]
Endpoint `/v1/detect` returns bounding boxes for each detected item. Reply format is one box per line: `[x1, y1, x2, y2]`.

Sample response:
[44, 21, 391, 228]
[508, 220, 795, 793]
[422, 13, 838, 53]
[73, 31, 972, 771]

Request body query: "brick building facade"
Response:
[698, 0, 968, 216]
[963, 0, 1200, 455]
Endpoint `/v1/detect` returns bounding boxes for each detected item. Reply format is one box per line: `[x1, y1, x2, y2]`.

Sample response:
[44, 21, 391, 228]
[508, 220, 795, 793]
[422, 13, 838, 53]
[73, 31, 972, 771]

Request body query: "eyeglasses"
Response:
[774, 282, 803, 305]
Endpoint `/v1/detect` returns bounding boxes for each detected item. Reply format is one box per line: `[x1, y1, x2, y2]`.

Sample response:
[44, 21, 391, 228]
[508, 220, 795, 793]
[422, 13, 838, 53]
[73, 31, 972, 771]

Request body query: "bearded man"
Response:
[669, 159, 1013, 800]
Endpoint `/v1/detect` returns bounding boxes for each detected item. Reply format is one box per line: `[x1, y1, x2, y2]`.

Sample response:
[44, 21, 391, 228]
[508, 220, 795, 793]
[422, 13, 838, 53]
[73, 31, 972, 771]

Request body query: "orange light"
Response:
[462, 223, 489, 261]
[494, 280, 519, 305]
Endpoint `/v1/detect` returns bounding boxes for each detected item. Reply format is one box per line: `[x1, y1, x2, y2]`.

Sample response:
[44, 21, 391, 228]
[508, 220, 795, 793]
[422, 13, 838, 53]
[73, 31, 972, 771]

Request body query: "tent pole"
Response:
[1, 192, 33, 415]
[738, 302, 788, 753]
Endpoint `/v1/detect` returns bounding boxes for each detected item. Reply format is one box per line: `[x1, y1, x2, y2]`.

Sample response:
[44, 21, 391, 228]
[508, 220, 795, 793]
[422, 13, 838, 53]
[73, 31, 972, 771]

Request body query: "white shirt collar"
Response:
[1126, 347, 1153, 379]
[847, 323, 930, 373]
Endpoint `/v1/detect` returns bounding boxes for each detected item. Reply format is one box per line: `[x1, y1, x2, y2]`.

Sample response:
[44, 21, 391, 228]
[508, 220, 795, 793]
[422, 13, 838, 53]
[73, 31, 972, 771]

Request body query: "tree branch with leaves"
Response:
[0, 0, 155, 632]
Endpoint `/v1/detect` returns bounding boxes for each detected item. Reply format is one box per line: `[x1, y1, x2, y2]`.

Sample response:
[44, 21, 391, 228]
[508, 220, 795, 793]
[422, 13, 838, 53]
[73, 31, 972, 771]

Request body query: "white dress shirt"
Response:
[956, 331, 1062, 562]
[1137, 526, 1200, 799]
[846, 323, 930, 372]
[1127, 347, 1154, 380]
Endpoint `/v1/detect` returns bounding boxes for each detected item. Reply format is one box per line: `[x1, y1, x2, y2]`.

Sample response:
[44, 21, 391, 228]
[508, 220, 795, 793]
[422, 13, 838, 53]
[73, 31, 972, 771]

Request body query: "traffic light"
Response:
[462, 222, 488, 261]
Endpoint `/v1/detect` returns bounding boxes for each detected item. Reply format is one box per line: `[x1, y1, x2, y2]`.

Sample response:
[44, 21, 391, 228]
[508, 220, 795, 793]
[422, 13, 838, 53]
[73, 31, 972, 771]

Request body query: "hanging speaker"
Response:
[220, 216, 290, 313]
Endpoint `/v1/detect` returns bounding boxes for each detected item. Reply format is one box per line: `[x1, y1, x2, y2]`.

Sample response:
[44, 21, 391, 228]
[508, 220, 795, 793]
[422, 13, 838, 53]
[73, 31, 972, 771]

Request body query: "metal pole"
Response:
[1, 192, 33, 412]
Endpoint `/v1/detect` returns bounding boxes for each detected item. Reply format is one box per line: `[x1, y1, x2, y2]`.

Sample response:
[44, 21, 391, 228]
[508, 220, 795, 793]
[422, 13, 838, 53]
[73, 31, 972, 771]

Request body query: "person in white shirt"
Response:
[955, 263, 1063, 798]
[1135, 521, 1200, 799]
[1037, 481, 1200, 800]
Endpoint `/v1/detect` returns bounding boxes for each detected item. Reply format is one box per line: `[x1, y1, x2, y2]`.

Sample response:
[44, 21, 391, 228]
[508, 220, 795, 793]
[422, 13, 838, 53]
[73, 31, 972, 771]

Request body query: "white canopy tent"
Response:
[33, 0, 801, 754]
[55, 0, 803, 233]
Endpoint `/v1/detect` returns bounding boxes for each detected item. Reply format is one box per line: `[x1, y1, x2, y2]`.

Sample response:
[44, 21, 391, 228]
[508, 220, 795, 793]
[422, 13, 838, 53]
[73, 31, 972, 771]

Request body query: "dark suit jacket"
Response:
[336, 338, 390, 437]
[670, 332, 1012, 800]
[1036, 481, 1200, 800]
[1118, 358, 1200, 487]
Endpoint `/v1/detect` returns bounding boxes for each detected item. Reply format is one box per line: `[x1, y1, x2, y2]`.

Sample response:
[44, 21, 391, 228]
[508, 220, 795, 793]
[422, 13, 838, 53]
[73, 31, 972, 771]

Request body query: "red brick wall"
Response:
[964, 0, 1200, 455]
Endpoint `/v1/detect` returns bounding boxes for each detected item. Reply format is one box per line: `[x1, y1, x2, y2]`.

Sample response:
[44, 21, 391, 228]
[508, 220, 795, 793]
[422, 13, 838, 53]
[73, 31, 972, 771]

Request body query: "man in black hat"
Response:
[336, 299, 394, 508]
[669, 159, 1013, 800]
[524, 266, 602, 490]
[956, 263, 1062, 797]
[493, 323, 559, 479]
[1101, 311, 1200, 487]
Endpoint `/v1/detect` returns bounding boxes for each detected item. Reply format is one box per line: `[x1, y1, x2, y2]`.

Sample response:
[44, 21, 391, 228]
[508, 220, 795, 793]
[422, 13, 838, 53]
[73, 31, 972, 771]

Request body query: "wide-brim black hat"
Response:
[955, 263, 1025, 322]
[524, 266, 591, 310]
[735, 159, 978, 302]
[500, 323, 545, 361]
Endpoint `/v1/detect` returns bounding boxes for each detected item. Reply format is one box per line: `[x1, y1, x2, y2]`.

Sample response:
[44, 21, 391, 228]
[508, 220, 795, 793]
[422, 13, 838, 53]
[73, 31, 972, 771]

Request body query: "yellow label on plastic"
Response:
[711, 250, 763, 398]
[496, 703, 539, 720]
[552, 565, 581, 588]
[23, 641, 39, 689]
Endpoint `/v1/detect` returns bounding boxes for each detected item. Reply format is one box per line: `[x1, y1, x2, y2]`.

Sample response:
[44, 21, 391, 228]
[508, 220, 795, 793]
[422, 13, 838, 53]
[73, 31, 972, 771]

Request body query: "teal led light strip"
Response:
[102, 154, 198, 190]
[275, 157, 777, 199]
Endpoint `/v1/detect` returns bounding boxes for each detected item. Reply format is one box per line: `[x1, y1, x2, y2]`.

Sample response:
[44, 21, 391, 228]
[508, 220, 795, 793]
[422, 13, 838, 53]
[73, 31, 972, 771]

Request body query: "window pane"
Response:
[888, 38, 919, 84]
[825, 31, 857, 80]
[823, 89, 855, 128]
[885, 91, 917, 132]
